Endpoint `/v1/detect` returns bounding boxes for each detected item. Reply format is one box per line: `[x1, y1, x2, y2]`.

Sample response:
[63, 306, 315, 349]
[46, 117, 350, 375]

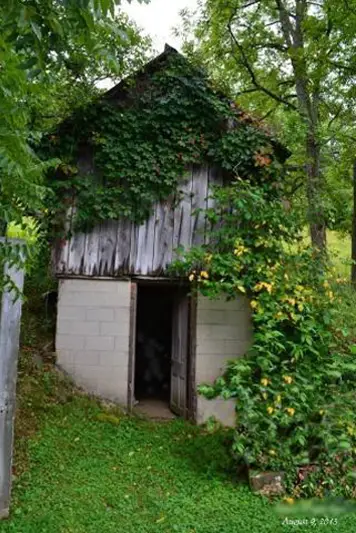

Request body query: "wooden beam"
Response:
[0, 247, 25, 519]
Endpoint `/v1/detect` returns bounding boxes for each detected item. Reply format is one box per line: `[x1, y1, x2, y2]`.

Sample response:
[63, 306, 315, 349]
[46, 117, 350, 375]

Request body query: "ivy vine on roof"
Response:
[44, 45, 288, 231]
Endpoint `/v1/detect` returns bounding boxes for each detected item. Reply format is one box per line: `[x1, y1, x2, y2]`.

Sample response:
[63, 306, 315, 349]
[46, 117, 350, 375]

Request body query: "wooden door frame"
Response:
[127, 281, 138, 413]
[127, 279, 197, 421]
[187, 292, 197, 422]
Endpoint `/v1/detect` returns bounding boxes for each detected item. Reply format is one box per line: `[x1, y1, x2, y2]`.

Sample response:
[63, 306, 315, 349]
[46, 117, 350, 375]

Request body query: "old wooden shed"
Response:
[53, 46, 284, 424]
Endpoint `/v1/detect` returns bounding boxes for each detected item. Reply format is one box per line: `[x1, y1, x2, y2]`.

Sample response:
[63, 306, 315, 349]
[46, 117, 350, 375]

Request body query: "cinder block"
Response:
[100, 321, 130, 336]
[195, 339, 225, 355]
[196, 396, 236, 427]
[56, 334, 85, 350]
[225, 339, 251, 356]
[56, 349, 74, 367]
[62, 279, 120, 293]
[197, 325, 240, 341]
[73, 350, 100, 367]
[57, 320, 100, 336]
[197, 296, 244, 312]
[114, 336, 129, 351]
[86, 308, 115, 322]
[59, 306, 86, 321]
[99, 351, 129, 367]
[59, 291, 119, 308]
[84, 336, 115, 351]
[114, 309, 131, 323]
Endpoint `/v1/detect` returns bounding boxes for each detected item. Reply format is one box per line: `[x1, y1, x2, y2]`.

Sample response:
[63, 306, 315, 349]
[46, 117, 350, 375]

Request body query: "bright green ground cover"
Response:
[0, 350, 355, 533]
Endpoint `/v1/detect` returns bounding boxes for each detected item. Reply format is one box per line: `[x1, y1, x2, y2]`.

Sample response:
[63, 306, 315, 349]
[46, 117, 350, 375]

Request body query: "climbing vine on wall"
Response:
[44, 51, 285, 231]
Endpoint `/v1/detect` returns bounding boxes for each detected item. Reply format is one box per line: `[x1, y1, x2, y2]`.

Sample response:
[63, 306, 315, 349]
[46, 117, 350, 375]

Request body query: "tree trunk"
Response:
[305, 131, 326, 251]
[351, 160, 356, 285]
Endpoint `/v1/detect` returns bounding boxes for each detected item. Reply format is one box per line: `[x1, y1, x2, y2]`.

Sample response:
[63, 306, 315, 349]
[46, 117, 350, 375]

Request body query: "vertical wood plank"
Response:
[135, 212, 155, 276]
[170, 291, 189, 418]
[172, 168, 194, 261]
[152, 197, 174, 274]
[56, 206, 74, 274]
[98, 221, 118, 276]
[129, 223, 139, 275]
[188, 293, 197, 422]
[191, 165, 209, 246]
[83, 227, 100, 277]
[114, 218, 132, 276]
[205, 166, 223, 244]
[0, 247, 25, 519]
[67, 232, 86, 275]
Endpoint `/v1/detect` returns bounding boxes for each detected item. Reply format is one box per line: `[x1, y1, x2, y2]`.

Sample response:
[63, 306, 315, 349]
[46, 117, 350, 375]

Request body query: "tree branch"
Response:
[227, 19, 297, 110]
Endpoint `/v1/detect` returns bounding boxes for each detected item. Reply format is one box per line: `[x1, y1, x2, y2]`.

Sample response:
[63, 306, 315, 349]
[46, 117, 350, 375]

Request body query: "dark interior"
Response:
[134, 285, 174, 402]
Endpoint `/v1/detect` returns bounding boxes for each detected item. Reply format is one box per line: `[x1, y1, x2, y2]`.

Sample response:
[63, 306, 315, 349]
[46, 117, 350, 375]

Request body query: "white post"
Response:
[0, 241, 25, 519]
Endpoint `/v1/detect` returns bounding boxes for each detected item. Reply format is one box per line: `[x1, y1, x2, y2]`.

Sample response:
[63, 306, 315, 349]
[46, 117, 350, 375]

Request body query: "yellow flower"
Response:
[188, 274, 195, 282]
[267, 406, 274, 415]
[276, 395, 282, 404]
[297, 303, 304, 312]
[237, 285, 246, 294]
[262, 392, 268, 400]
[283, 375, 293, 385]
[286, 407, 295, 416]
[275, 311, 284, 319]
[284, 497, 295, 505]
[206, 254, 213, 263]
[261, 378, 269, 387]
[269, 449, 276, 456]
[319, 410, 325, 416]
[200, 271, 209, 280]
[328, 291, 334, 300]
[253, 281, 273, 294]
[250, 300, 258, 309]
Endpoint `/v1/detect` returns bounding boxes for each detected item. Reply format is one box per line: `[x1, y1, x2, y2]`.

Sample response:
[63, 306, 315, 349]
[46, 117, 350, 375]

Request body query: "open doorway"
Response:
[133, 283, 190, 419]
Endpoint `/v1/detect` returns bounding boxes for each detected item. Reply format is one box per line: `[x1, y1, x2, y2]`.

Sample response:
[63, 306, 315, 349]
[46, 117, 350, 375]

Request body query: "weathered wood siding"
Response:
[54, 165, 223, 278]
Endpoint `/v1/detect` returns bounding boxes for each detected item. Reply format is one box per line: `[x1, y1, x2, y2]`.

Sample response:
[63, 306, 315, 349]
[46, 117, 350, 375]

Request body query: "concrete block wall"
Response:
[195, 295, 252, 426]
[56, 279, 131, 404]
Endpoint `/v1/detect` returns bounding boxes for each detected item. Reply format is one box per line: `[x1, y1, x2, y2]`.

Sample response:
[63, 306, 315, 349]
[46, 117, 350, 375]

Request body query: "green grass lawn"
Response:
[328, 231, 351, 277]
[0, 348, 355, 533]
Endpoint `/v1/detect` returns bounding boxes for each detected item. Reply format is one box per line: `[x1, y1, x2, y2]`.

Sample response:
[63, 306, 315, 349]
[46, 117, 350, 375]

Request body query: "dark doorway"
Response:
[134, 285, 174, 404]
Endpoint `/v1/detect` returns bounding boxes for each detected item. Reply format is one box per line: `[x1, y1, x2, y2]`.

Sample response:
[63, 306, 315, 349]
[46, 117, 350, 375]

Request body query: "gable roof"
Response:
[101, 44, 290, 162]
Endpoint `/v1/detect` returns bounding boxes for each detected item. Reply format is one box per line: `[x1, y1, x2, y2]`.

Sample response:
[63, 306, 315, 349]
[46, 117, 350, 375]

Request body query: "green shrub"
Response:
[174, 178, 356, 498]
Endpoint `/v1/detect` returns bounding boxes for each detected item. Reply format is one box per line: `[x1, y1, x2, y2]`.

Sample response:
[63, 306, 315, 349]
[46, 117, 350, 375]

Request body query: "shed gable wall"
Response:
[54, 165, 223, 278]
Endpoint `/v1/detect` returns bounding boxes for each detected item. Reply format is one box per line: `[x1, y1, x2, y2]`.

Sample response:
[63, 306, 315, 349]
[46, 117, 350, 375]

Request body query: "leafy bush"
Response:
[174, 177, 356, 498]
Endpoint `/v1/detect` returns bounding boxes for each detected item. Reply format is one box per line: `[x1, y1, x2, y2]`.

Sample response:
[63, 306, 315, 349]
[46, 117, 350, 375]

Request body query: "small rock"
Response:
[249, 470, 285, 496]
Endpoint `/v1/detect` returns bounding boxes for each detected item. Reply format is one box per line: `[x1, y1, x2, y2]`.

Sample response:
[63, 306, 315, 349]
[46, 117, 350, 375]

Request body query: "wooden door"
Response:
[127, 282, 138, 412]
[170, 292, 189, 417]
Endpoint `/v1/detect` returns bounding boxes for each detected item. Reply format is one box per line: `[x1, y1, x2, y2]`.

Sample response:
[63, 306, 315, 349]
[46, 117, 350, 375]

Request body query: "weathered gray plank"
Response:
[67, 231, 86, 275]
[172, 169, 194, 261]
[56, 206, 74, 273]
[0, 244, 25, 519]
[134, 213, 155, 276]
[205, 166, 223, 243]
[83, 227, 100, 277]
[152, 197, 174, 274]
[191, 165, 209, 246]
[129, 223, 139, 274]
[98, 221, 118, 276]
[114, 218, 131, 275]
